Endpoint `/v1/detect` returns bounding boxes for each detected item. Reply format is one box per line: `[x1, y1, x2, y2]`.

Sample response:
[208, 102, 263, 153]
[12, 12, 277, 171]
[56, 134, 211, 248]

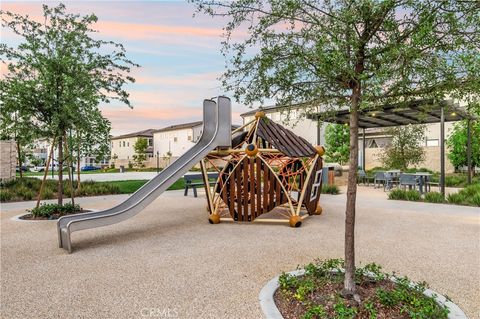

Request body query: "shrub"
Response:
[388, 189, 407, 200]
[321, 184, 339, 194]
[41, 188, 55, 200]
[30, 203, 81, 218]
[0, 189, 13, 202]
[424, 192, 445, 203]
[15, 186, 34, 201]
[446, 193, 465, 205]
[405, 190, 421, 201]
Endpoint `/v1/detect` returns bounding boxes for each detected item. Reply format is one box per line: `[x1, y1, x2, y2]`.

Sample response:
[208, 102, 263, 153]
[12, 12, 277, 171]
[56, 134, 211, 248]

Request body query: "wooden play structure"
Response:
[200, 111, 326, 227]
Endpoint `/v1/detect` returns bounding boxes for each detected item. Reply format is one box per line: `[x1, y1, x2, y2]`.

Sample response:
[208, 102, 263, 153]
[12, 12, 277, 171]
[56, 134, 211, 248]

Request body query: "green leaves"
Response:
[324, 123, 350, 165]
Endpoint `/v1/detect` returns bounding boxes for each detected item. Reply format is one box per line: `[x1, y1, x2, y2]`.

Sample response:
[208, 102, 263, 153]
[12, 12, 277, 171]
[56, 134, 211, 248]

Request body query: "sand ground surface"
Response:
[1, 186, 479, 319]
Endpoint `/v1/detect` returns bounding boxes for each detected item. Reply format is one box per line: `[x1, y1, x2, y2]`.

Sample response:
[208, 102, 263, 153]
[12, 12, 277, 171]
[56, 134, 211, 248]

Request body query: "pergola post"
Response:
[440, 105, 445, 197]
[467, 118, 472, 184]
[362, 128, 366, 170]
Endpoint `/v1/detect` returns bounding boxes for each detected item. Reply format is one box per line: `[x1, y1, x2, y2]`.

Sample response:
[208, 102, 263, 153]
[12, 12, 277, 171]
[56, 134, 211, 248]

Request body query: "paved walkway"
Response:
[1, 187, 479, 319]
[31, 171, 158, 182]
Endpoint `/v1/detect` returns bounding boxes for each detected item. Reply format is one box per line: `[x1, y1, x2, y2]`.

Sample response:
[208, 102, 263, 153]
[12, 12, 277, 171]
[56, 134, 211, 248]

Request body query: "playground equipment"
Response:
[201, 111, 324, 228]
[57, 97, 231, 253]
[57, 96, 325, 253]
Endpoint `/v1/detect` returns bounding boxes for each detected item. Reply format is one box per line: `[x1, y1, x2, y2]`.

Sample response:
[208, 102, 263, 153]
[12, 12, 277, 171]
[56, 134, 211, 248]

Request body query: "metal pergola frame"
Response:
[308, 99, 476, 196]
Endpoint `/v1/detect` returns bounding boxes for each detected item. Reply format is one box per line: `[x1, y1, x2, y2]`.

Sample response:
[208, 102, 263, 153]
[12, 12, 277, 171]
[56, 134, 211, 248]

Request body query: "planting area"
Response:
[275, 260, 449, 319]
[0, 177, 184, 202]
[388, 183, 480, 207]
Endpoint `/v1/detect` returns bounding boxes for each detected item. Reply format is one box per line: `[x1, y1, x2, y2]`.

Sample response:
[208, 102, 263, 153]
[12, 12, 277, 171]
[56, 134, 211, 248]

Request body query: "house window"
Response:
[119, 141, 121, 147]
[426, 139, 439, 147]
[148, 138, 153, 146]
[174, 137, 178, 142]
[123, 141, 125, 147]
[188, 135, 192, 141]
[127, 142, 129, 147]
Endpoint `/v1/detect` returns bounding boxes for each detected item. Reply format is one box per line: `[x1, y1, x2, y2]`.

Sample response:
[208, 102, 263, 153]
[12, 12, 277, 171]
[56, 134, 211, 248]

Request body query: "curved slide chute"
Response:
[57, 97, 232, 253]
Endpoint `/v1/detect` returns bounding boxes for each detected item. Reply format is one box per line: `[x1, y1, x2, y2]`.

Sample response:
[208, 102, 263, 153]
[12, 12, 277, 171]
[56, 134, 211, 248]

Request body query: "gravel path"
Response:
[1, 187, 479, 319]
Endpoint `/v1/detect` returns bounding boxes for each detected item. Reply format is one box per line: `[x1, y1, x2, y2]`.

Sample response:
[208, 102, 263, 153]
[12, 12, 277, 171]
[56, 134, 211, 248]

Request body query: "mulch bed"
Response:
[19, 210, 91, 220]
[274, 277, 409, 319]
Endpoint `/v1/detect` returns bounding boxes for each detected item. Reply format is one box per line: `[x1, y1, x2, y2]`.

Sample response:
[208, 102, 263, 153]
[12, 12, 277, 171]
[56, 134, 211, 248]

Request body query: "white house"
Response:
[152, 121, 203, 159]
[110, 129, 155, 161]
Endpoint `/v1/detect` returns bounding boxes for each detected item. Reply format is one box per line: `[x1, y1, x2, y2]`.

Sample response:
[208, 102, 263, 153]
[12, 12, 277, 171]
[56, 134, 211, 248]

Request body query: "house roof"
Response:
[111, 129, 156, 140]
[154, 121, 240, 133]
[153, 121, 203, 133]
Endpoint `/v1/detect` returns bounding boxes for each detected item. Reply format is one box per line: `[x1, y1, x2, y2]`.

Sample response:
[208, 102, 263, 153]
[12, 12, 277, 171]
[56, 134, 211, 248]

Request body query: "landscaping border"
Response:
[11, 209, 98, 223]
[259, 269, 468, 319]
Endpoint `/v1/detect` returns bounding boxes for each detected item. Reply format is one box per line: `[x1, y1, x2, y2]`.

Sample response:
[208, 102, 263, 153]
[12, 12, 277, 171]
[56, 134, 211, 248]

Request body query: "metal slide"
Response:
[57, 97, 232, 253]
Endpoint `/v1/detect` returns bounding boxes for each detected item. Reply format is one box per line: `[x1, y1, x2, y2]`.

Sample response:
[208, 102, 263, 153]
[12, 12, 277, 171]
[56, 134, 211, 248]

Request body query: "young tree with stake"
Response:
[194, 0, 480, 298]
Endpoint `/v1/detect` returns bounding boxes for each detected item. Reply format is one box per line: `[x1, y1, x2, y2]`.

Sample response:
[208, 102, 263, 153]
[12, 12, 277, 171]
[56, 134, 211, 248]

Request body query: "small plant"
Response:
[424, 192, 445, 203]
[302, 305, 326, 319]
[388, 189, 407, 200]
[446, 192, 465, 205]
[333, 300, 357, 319]
[321, 184, 339, 195]
[29, 203, 81, 218]
[294, 279, 315, 301]
[0, 189, 13, 202]
[405, 189, 421, 201]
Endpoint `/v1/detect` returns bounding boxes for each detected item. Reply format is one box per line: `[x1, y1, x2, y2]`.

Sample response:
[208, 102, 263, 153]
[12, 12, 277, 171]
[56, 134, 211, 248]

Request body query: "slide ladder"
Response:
[57, 97, 231, 253]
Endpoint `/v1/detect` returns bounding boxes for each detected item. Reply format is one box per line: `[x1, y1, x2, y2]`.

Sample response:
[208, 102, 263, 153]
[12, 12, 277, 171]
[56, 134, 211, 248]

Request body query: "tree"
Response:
[194, 0, 480, 298]
[325, 124, 350, 165]
[1, 4, 138, 205]
[0, 78, 41, 178]
[379, 124, 426, 170]
[133, 138, 148, 168]
[447, 120, 480, 170]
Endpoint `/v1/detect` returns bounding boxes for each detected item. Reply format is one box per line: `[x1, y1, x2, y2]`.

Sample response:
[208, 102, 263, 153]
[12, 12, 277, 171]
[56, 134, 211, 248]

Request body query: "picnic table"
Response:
[183, 172, 219, 197]
[401, 172, 433, 193]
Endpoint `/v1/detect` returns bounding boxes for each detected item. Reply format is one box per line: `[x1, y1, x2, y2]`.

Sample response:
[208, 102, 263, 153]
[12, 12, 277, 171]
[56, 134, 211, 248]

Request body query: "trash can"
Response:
[119, 165, 125, 173]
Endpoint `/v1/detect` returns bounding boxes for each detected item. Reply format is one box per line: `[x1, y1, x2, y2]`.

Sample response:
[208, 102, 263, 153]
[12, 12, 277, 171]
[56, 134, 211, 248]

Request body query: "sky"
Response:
[1, 1, 253, 136]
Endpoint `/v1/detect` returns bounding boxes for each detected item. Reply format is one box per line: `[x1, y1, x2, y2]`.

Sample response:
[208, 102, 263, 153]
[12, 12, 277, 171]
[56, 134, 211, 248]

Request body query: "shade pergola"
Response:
[308, 99, 476, 196]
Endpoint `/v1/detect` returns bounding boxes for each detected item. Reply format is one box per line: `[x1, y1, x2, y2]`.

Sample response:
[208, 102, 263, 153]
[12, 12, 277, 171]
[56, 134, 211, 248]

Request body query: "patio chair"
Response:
[399, 173, 419, 191]
[373, 171, 386, 189]
[383, 172, 397, 191]
[357, 169, 373, 185]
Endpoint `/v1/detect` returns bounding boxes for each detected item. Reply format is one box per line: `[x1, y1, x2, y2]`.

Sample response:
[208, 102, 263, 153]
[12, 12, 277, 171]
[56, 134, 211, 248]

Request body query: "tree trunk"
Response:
[16, 140, 23, 178]
[343, 91, 360, 299]
[36, 137, 55, 209]
[77, 133, 81, 190]
[63, 134, 75, 206]
[57, 134, 64, 206]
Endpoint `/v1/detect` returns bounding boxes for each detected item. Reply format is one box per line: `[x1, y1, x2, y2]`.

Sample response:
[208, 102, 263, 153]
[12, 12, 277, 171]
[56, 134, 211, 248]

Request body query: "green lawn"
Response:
[100, 179, 185, 194]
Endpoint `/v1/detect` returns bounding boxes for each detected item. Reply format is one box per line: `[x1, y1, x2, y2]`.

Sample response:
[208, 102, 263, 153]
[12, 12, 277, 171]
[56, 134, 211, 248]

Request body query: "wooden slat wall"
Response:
[217, 156, 293, 222]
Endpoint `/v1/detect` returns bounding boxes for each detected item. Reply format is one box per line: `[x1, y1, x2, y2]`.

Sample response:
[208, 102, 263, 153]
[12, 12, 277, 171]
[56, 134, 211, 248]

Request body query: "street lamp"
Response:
[156, 151, 159, 174]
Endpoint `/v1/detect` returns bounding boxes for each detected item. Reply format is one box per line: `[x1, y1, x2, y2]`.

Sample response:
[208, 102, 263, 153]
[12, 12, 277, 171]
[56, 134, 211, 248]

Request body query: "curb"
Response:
[259, 269, 467, 319]
[11, 209, 98, 223]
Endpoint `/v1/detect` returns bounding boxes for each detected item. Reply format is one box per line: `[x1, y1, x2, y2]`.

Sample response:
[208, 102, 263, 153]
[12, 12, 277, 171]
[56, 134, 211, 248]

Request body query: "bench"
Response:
[183, 172, 219, 197]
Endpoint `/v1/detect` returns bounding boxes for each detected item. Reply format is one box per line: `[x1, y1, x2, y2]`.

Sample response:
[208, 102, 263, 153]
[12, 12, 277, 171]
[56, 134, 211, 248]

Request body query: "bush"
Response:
[405, 189, 421, 201]
[447, 184, 480, 206]
[0, 189, 13, 202]
[41, 188, 55, 199]
[321, 184, 339, 194]
[388, 189, 407, 200]
[30, 203, 81, 218]
[424, 192, 445, 203]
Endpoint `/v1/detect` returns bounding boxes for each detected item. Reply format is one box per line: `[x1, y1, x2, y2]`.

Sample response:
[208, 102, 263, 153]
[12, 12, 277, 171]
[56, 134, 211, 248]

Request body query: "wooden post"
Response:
[295, 155, 319, 216]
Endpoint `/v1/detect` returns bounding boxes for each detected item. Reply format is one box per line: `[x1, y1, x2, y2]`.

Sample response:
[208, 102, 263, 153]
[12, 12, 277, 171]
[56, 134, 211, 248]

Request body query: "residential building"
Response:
[153, 121, 203, 158]
[110, 129, 155, 161]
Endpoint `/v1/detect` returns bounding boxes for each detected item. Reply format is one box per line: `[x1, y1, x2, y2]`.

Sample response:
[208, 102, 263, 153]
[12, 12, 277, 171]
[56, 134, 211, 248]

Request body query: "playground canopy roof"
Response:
[257, 118, 317, 157]
[306, 99, 474, 128]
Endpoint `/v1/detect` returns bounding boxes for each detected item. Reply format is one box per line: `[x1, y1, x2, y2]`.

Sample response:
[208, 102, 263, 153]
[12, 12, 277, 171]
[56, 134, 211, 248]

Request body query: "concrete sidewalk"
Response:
[1, 187, 479, 319]
[31, 171, 158, 182]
